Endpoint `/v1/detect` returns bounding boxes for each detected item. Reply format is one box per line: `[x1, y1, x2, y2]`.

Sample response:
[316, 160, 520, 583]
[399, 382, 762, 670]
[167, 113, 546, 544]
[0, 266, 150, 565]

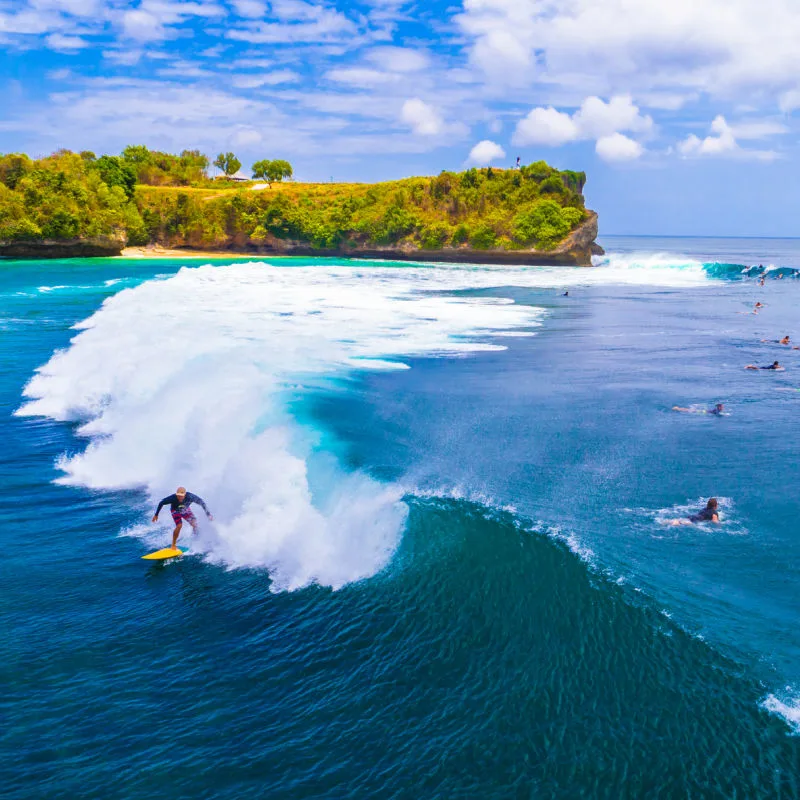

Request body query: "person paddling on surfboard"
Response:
[152, 487, 213, 550]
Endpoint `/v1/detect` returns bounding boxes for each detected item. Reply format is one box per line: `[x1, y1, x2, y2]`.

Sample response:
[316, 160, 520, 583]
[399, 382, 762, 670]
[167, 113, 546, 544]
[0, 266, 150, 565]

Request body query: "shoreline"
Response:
[120, 246, 245, 259]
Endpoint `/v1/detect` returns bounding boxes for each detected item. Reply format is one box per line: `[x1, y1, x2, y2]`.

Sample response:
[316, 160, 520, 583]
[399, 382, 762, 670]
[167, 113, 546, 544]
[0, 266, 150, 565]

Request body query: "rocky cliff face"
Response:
[166, 210, 603, 266]
[0, 235, 125, 259]
[1, 214, 602, 266]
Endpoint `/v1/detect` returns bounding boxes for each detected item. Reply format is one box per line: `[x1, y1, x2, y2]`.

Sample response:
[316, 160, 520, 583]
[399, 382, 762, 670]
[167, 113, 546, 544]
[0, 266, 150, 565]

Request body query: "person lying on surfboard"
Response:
[152, 487, 213, 550]
[664, 497, 721, 527]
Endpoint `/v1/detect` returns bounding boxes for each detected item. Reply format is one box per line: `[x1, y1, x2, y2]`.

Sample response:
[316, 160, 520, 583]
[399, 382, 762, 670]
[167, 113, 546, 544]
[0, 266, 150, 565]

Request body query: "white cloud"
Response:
[327, 67, 398, 88]
[574, 95, 652, 139]
[678, 115, 779, 160]
[103, 48, 144, 65]
[227, 3, 356, 43]
[121, 10, 165, 41]
[400, 98, 443, 136]
[595, 132, 643, 161]
[513, 95, 651, 156]
[728, 120, 788, 139]
[230, 126, 263, 147]
[121, 1, 224, 41]
[229, 57, 274, 69]
[779, 89, 800, 113]
[466, 139, 506, 166]
[231, 0, 266, 18]
[365, 46, 429, 73]
[232, 70, 301, 88]
[678, 115, 738, 157]
[456, 0, 800, 105]
[514, 106, 578, 146]
[46, 33, 86, 51]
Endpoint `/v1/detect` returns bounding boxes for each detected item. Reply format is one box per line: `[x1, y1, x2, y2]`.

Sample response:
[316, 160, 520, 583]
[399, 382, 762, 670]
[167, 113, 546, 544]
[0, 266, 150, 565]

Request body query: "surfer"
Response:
[665, 498, 721, 526]
[745, 361, 784, 370]
[152, 487, 213, 549]
[760, 336, 791, 345]
[672, 403, 725, 415]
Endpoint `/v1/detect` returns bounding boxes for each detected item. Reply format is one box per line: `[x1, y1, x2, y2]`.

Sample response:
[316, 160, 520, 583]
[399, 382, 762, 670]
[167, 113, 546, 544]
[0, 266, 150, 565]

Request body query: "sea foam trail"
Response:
[16, 259, 718, 589]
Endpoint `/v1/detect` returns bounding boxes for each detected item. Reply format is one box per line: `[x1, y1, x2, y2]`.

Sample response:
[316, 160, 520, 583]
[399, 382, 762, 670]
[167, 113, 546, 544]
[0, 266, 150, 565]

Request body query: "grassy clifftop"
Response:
[0, 150, 599, 263]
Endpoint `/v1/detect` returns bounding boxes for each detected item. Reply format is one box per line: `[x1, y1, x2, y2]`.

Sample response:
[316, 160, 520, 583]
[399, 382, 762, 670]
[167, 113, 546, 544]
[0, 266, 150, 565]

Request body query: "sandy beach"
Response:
[120, 245, 254, 259]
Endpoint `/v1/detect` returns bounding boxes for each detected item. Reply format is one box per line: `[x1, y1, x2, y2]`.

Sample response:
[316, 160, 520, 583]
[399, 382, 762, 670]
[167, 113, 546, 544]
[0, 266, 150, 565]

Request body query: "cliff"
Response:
[160, 211, 601, 266]
[0, 235, 125, 259]
[0, 151, 602, 265]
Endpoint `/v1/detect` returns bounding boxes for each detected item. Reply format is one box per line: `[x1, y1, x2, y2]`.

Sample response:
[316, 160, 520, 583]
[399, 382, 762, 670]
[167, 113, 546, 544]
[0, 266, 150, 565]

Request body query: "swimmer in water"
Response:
[760, 335, 790, 345]
[759, 275, 765, 286]
[745, 361, 784, 370]
[672, 403, 725, 415]
[665, 498, 721, 527]
[562, 291, 569, 297]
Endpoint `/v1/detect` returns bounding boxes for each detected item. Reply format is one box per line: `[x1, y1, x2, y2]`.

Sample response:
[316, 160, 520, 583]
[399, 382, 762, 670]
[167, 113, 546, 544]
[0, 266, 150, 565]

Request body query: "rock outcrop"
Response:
[1, 215, 603, 266]
[0, 235, 125, 259]
[162, 211, 603, 266]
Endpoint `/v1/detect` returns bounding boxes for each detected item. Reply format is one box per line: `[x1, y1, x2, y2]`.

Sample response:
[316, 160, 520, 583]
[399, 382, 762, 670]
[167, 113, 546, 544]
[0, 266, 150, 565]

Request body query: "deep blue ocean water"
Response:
[2, 238, 800, 798]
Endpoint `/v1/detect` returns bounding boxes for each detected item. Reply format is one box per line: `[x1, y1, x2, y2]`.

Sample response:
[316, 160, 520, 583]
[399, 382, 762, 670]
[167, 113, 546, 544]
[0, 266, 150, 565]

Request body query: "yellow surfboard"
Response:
[142, 547, 186, 561]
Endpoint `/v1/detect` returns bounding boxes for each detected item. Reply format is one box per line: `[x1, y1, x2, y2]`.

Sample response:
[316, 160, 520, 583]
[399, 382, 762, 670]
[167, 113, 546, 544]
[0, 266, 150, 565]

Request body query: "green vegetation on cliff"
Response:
[0, 147, 590, 255]
[0, 151, 142, 244]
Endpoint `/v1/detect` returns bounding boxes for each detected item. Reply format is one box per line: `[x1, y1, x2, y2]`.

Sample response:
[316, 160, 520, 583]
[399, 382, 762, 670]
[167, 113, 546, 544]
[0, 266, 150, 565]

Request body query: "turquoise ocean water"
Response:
[2, 237, 800, 797]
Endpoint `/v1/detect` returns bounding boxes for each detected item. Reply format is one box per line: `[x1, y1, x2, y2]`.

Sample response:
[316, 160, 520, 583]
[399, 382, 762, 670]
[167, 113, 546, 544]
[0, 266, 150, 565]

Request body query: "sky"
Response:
[2, 0, 800, 235]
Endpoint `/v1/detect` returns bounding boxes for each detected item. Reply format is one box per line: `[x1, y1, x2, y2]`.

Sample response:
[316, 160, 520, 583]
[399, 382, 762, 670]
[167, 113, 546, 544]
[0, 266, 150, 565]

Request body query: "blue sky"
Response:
[2, 0, 799, 235]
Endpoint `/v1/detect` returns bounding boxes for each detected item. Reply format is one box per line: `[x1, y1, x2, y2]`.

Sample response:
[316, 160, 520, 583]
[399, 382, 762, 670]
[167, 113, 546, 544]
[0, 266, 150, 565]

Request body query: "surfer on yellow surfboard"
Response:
[152, 486, 213, 549]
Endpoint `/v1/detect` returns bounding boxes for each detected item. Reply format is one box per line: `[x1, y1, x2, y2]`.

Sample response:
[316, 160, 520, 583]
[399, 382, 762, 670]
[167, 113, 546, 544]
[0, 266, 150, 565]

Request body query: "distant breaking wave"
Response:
[593, 252, 800, 281]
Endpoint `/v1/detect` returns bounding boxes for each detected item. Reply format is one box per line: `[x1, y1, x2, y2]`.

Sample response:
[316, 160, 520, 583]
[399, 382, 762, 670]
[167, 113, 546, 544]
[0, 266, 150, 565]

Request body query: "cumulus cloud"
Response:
[456, 0, 800, 104]
[513, 95, 649, 160]
[466, 139, 506, 166]
[574, 95, 652, 139]
[678, 115, 778, 160]
[514, 107, 578, 147]
[595, 133, 643, 162]
[400, 98, 443, 136]
[678, 115, 737, 156]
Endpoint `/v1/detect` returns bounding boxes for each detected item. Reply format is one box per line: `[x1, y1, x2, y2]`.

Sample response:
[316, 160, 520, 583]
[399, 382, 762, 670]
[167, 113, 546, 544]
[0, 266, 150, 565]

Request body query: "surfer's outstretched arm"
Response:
[152, 494, 174, 522]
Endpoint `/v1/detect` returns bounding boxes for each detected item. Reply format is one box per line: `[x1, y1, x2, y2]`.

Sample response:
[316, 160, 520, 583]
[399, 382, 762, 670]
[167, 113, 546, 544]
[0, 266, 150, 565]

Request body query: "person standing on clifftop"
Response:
[515, 157, 521, 169]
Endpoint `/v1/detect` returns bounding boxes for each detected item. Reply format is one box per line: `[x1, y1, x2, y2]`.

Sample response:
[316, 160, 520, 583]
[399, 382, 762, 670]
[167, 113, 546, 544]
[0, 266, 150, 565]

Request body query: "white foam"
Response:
[590, 252, 711, 286]
[16, 257, 719, 588]
[17, 262, 549, 590]
[763, 693, 800, 734]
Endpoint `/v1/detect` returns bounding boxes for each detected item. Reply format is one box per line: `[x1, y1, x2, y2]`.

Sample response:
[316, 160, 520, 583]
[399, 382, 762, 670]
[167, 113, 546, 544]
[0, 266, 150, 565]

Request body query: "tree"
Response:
[0, 154, 32, 190]
[122, 145, 152, 165]
[252, 158, 293, 184]
[251, 159, 271, 181]
[93, 155, 137, 199]
[267, 159, 293, 182]
[214, 152, 241, 178]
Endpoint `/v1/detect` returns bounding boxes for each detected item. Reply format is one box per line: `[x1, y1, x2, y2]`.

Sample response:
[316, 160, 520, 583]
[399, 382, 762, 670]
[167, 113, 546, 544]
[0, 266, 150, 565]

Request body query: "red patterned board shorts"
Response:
[171, 508, 197, 525]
